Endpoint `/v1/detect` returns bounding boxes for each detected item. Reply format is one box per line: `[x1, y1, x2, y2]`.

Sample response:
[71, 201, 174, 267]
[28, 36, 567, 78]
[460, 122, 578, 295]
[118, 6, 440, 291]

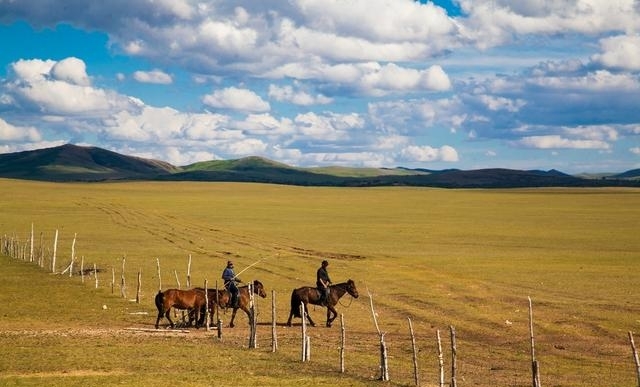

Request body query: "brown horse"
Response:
[196, 280, 267, 328]
[286, 279, 359, 327]
[154, 288, 207, 329]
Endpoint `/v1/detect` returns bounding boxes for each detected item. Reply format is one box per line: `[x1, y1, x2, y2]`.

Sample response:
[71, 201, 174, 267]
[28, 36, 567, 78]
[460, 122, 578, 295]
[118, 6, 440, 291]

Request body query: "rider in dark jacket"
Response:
[222, 260, 242, 308]
[316, 260, 332, 306]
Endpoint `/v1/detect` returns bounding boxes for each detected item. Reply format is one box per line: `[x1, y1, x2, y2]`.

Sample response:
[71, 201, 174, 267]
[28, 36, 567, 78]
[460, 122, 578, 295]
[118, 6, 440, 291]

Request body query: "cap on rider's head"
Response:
[227, 260, 233, 267]
[322, 260, 329, 266]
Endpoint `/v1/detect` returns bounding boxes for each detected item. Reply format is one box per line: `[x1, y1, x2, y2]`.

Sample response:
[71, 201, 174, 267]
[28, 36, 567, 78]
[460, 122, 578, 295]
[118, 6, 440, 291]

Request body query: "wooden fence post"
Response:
[408, 318, 420, 386]
[340, 314, 346, 373]
[216, 280, 222, 340]
[301, 302, 308, 362]
[271, 290, 277, 352]
[529, 296, 541, 387]
[156, 258, 161, 291]
[120, 256, 126, 299]
[69, 233, 76, 277]
[94, 263, 98, 289]
[437, 329, 445, 387]
[52, 229, 58, 273]
[204, 280, 210, 331]
[174, 270, 181, 289]
[135, 270, 141, 304]
[368, 288, 389, 381]
[186, 254, 192, 288]
[29, 223, 34, 263]
[248, 281, 257, 348]
[38, 232, 44, 268]
[630, 331, 640, 387]
[450, 325, 457, 387]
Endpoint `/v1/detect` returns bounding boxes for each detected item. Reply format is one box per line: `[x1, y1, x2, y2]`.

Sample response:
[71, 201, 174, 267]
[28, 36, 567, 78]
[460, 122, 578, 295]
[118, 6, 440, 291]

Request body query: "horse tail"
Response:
[155, 290, 164, 313]
[290, 289, 302, 318]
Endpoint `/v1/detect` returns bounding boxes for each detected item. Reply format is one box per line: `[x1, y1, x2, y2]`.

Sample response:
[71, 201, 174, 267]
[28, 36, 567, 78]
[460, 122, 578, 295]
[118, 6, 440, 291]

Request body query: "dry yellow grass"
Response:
[1, 179, 639, 386]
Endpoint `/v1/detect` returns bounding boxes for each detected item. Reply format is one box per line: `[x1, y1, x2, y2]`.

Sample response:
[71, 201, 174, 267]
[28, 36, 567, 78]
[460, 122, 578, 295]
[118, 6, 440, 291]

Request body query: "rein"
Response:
[333, 282, 355, 308]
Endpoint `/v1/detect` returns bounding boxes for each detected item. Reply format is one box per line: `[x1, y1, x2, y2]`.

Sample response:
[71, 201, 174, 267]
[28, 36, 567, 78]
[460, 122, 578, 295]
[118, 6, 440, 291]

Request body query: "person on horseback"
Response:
[222, 260, 242, 308]
[316, 260, 332, 306]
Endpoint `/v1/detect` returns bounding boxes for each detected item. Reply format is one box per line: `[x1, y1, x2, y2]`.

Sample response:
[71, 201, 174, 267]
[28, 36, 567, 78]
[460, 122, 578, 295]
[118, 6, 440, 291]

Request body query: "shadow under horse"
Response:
[197, 279, 267, 328]
[286, 279, 359, 327]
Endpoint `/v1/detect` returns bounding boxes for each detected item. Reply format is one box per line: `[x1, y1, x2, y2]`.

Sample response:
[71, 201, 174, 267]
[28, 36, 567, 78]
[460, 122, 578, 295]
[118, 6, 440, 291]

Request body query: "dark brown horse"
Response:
[196, 280, 267, 328]
[154, 288, 207, 329]
[286, 279, 359, 327]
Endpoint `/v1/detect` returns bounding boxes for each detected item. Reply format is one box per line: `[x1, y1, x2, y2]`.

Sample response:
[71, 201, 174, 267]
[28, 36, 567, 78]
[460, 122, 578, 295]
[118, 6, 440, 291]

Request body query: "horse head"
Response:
[253, 280, 267, 298]
[345, 279, 359, 298]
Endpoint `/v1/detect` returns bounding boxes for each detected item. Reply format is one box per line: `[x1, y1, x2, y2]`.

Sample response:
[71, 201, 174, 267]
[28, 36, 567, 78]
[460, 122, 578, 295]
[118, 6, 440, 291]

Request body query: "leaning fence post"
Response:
[69, 233, 76, 277]
[368, 288, 389, 381]
[408, 318, 420, 386]
[630, 331, 640, 387]
[51, 229, 58, 273]
[529, 296, 541, 387]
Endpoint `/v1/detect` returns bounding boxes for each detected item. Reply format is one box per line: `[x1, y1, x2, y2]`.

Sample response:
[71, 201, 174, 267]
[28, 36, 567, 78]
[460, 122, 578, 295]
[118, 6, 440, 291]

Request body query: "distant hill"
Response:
[0, 144, 639, 188]
[0, 144, 178, 181]
[612, 169, 640, 180]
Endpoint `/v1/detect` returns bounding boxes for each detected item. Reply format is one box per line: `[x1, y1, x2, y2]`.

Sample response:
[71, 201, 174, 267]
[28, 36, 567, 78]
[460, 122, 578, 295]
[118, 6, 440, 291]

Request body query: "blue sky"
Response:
[1, 1, 639, 173]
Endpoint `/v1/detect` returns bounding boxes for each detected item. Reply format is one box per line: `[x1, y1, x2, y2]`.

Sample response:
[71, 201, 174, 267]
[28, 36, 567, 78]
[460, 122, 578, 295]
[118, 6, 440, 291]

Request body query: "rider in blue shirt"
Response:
[222, 260, 242, 308]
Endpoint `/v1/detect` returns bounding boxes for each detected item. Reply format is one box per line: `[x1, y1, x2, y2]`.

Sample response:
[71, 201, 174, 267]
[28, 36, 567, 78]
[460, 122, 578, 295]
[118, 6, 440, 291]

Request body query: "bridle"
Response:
[334, 282, 356, 308]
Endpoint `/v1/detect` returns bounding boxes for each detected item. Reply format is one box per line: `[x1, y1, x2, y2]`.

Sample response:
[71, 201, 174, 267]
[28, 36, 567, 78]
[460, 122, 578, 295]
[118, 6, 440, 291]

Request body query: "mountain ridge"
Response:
[0, 144, 638, 188]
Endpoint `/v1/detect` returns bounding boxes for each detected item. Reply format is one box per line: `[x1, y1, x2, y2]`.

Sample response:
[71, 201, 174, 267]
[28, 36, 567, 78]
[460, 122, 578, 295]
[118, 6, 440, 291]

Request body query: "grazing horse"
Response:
[197, 280, 267, 328]
[287, 279, 359, 327]
[154, 288, 207, 329]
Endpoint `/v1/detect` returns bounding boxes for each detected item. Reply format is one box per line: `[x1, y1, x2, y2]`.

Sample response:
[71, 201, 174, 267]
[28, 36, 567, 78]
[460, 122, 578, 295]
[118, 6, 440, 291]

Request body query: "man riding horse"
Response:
[222, 260, 242, 308]
[316, 260, 331, 306]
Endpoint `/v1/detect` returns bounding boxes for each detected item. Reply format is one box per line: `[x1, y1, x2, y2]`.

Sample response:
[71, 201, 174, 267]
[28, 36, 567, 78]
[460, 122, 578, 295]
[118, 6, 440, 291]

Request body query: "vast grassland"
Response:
[1, 179, 639, 386]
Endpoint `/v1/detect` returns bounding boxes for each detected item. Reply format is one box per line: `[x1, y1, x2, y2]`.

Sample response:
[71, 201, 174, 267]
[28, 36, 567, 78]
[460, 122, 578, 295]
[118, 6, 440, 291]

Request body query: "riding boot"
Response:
[231, 295, 238, 308]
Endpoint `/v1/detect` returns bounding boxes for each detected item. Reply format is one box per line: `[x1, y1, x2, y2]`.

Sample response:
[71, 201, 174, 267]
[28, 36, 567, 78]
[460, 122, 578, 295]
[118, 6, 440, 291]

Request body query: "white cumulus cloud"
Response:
[133, 69, 173, 84]
[401, 145, 459, 162]
[202, 87, 270, 112]
[591, 34, 640, 71]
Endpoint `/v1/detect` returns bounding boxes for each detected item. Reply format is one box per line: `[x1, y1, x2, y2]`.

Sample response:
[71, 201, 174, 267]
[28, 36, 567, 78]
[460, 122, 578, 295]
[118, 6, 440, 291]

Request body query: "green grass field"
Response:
[1, 179, 639, 386]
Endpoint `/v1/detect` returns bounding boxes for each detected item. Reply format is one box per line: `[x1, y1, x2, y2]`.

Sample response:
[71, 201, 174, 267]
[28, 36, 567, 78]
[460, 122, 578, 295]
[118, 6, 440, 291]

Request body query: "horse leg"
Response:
[304, 302, 316, 327]
[326, 306, 337, 327]
[229, 307, 238, 328]
[286, 309, 294, 326]
[155, 309, 164, 329]
[243, 305, 253, 326]
[165, 309, 175, 329]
